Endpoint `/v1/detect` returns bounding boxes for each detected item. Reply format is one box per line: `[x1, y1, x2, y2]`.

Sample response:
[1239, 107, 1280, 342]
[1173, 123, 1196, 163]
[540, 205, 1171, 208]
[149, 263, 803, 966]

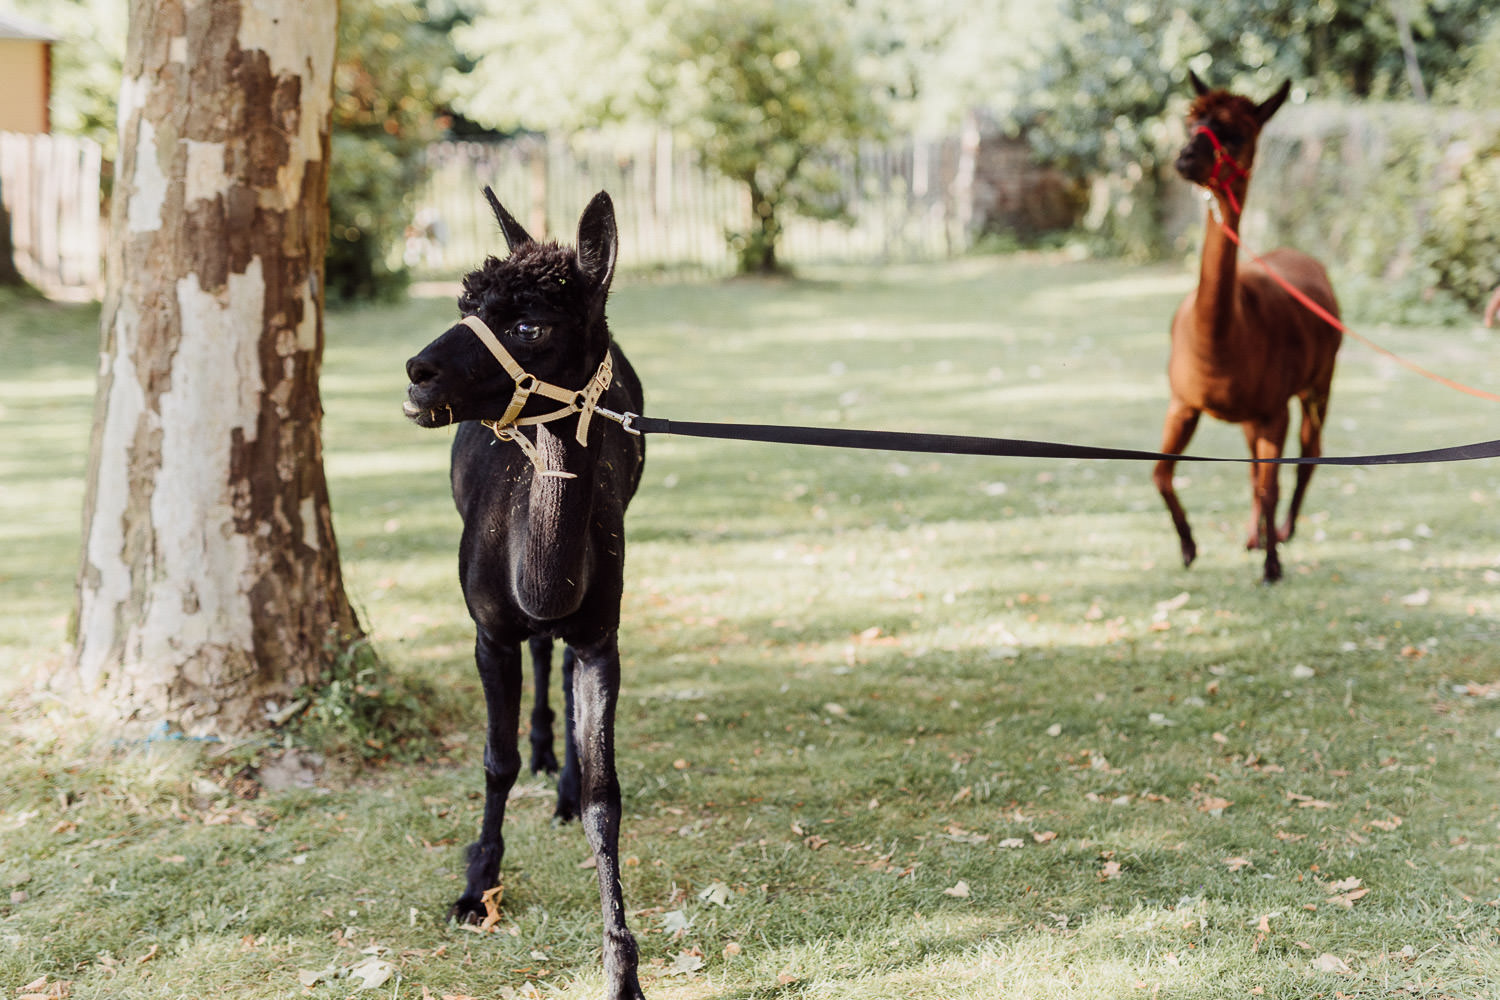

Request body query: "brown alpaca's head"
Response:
[1174, 71, 1290, 189]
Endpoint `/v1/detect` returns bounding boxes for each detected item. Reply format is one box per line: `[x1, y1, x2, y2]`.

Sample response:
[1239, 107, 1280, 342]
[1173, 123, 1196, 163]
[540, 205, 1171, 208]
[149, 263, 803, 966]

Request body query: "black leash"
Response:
[613, 413, 1500, 467]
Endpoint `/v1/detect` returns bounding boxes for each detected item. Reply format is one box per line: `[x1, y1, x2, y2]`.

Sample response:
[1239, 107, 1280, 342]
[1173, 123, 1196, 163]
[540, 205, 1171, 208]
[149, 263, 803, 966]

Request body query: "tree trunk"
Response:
[66, 0, 362, 737]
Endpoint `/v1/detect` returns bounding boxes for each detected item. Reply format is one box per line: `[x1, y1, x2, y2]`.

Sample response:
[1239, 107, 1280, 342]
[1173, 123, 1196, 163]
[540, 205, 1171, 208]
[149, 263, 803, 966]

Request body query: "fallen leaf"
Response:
[1370, 816, 1403, 832]
[661, 910, 691, 937]
[478, 883, 505, 932]
[698, 882, 732, 907]
[1311, 953, 1351, 974]
[1032, 830, 1058, 844]
[943, 880, 971, 898]
[1400, 588, 1431, 607]
[1046, 723, 1063, 737]
[803, 834, 829, 850]
[1199, 796, 1233, 814]
[667, 950, 705, 976]
[723, 941, 743, 957]
[349, 957, 396, 990]
[997, 837, 1025, 849]
[1098, 860, 1122, 880]
[297, 966, 336, 987]
[1223, 856, 1253, 872]
[136, 944, 159, 965]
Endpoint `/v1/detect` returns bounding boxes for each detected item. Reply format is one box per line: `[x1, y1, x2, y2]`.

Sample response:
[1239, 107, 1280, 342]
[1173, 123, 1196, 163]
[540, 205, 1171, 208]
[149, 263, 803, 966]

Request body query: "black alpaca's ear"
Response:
[483, 186, 535, 255]
[1255, 79, 1291, 125]
[576, 191, 618, 299]
[1188, 68, 1210, 96]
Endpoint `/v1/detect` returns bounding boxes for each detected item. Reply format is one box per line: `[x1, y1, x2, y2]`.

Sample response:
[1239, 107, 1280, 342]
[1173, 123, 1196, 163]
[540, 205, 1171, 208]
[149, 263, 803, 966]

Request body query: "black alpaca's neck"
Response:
[512, 423, 598, 621]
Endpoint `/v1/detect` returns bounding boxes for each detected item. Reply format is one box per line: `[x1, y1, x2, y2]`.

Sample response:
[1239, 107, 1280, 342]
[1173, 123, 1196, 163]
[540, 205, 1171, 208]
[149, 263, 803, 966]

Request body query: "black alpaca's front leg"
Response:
[527, 636, 559, 775]
[555, 644, 581, 822]
[451, 629, 523, 923]
[570, 632, 644, 1000]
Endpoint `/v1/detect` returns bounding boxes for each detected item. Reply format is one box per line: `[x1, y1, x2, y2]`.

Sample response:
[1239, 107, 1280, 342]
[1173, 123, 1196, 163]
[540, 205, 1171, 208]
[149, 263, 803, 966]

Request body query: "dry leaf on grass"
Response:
[479, 884, 504, 932]
[667, 950, 705, 976]
[349, 956, 396, 990]
[943, 880, 971, 897]
[698, 881, 732, 907]
[1198, 796, 1233, 814]
[1223, 856, 1253, 872]
[1311, 953, 1351, 974]
[1325, 876, 1369, 908]
[1286, 792, 1335, 810]
[1098, 860, 1123, 880]
[1032, 830, 1058, 844]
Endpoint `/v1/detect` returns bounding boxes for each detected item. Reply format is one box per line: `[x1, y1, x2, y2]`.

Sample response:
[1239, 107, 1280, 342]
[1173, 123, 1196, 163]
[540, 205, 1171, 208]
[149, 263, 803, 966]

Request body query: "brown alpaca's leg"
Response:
[1154, 399, 1202, 568]
[1280, 392, 1327, 542]
[570, 631, 644, 1000]
[1244, 415, 1290, 583]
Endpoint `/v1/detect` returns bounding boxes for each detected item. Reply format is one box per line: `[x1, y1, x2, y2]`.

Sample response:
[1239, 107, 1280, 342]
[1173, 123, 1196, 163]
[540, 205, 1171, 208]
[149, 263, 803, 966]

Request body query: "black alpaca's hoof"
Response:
[553, 796, 579, 824]
[448, 896, 486, 925]
[1181, 541, 1197, 568]
[1261, 558, 1283, 584]
[530, 743, 559, 775]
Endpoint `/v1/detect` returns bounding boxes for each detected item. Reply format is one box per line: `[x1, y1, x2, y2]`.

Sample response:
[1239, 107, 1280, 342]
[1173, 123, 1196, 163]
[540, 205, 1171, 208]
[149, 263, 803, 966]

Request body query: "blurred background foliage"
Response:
[9, 0, 1499, 311]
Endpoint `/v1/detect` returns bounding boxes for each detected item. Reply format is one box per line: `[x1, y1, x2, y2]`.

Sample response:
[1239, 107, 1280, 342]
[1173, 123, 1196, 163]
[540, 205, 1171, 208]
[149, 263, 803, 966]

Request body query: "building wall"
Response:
[0, 39, 50, 134]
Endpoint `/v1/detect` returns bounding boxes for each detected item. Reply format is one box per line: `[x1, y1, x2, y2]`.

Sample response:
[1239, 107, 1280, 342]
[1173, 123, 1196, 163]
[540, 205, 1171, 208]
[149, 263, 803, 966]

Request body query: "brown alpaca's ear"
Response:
[576, 191, 618, 300]
[483, 186, 535, 254]
[1256, 80, 1291, 125]
[1188, 68, 1210, 96]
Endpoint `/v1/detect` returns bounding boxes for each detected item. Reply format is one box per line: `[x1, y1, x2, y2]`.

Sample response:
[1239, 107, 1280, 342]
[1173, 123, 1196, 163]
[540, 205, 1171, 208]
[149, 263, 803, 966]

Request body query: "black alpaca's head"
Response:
[1173, 70, 1289, 187]
[404, 189, 618, 428]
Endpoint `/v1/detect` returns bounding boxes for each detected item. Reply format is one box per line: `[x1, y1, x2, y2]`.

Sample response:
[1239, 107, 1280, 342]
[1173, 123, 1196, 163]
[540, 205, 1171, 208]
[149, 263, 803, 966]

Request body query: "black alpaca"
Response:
[404, 189, 647, 1000]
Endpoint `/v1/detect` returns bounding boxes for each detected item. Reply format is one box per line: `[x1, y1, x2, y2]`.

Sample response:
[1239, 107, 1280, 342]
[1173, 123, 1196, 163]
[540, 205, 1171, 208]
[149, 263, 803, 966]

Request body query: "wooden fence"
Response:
[0, 131, 103, 300]
[408, 131, 969, 278]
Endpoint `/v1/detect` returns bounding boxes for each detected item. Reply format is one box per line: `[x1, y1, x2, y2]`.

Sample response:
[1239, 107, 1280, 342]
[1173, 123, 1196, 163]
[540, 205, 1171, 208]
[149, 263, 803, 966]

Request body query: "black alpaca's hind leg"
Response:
[451, 629, 523, 924]
[570, 632, 643, 1000]
[555, 645, 581, 822]
[527, 636, 559, 775]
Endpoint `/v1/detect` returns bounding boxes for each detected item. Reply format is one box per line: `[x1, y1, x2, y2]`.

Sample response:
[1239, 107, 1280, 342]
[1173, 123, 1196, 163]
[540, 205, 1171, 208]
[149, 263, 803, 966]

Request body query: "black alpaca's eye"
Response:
[513, 322, 550, 343]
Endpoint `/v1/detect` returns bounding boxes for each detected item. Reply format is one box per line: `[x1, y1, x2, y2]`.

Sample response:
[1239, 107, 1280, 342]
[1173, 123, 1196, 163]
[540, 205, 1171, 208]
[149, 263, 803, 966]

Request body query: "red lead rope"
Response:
[1197, 126, 1500, 403]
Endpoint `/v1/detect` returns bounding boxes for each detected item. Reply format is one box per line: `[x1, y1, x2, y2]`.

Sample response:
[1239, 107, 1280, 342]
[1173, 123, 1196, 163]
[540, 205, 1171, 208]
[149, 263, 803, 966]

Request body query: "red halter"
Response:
[1193, 124, 1248, 215]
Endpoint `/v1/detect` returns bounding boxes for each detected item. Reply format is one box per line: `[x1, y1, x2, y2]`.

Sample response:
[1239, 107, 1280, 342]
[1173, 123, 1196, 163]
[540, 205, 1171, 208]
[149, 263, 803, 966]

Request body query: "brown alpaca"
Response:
[1154, 72, 1342, 583]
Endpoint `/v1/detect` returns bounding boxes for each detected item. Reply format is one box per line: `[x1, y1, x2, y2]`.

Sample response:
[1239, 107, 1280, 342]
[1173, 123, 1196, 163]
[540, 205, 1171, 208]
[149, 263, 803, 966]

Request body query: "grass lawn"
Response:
[2, 253, 1499, 999]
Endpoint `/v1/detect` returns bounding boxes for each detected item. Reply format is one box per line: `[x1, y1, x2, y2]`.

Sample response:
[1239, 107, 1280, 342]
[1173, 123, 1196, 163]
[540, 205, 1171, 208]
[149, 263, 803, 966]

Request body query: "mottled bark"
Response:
[67, 0, 361, 736]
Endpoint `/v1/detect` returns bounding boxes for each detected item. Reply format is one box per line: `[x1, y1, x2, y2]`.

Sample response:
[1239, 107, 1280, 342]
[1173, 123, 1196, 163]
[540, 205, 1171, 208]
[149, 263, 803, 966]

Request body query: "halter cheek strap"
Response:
[460, 314, 615, 479]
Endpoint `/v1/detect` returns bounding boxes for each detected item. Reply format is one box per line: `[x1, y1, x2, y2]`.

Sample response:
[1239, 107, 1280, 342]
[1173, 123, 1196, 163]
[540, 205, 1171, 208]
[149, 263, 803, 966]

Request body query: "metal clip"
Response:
[594, 407, 642, 436]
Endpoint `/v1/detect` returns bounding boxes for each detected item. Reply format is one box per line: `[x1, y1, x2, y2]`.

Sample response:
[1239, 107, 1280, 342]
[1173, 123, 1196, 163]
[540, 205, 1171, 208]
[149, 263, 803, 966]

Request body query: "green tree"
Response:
[453, 0, 888, 273]
[651, 0, 887, 273]
[1029, 0, 1495, 259]
[327, 0, 466, 300]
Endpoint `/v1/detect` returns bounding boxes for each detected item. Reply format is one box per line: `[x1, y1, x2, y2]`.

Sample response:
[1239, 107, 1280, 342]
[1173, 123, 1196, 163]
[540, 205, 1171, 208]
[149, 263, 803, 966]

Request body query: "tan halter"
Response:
[462, 314, 615, 478]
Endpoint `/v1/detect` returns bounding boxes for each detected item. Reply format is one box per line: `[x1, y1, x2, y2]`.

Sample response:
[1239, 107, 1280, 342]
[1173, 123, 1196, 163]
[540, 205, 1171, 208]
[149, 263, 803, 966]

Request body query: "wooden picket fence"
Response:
[408, 130, 969, 278]
[0, 131, 103, 300]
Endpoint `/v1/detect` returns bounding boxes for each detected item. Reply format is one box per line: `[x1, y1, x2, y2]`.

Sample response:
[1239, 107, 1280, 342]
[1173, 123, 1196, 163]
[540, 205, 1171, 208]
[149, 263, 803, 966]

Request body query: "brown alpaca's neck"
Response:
[514, 423, 597, 620]
[1192, 188, 1244, 338]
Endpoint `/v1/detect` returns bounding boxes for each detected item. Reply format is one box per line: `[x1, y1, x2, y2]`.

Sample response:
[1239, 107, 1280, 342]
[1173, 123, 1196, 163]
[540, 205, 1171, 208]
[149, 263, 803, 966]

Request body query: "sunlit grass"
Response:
[1, 258, 1498, 999]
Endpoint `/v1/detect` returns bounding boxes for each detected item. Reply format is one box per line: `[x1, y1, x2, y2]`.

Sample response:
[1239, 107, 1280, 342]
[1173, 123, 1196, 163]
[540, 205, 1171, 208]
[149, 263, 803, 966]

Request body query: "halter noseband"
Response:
[461, 314, 615, 478]
[1193, 124, 1249, 216]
